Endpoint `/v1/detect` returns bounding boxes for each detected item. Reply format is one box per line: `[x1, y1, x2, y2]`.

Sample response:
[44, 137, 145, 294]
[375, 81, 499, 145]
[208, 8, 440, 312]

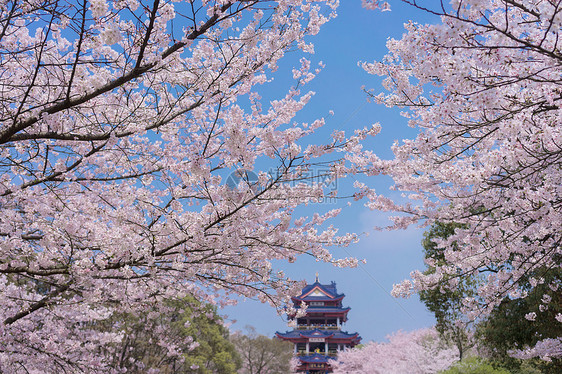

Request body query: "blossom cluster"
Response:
[332, 328, 459, 374]
[360, 0, 562, 359]
[0, 0, 375, 371]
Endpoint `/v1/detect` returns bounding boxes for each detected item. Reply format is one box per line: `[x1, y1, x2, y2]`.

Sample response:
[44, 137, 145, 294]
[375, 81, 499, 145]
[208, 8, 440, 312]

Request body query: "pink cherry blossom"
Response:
[332, 328, 459, 374]
[360, 0, 562, 359]
[0, 0, 378, 371]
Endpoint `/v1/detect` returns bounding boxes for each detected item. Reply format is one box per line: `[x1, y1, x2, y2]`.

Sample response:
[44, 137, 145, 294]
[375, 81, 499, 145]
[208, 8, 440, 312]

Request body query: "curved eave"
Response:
[275, 331, 361, 345]
[346, 333, 361, 346]
[291, 295, 345, 303]
[275, 332, 295, 341]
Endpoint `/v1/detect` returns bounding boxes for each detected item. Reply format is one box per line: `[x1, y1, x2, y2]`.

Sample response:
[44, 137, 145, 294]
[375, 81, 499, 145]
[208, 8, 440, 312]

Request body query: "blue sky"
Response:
[222, 1, 442, 343]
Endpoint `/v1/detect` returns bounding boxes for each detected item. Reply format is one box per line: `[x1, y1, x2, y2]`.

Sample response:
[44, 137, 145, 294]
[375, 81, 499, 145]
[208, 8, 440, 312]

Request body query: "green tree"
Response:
[438, 357, 510, 374]
[98, 297, 241, 373]
[478, 268, 562, 374]
[230, 326, 294, 374]
[419, 222, 478, 360]
[420, 223, 561, 374]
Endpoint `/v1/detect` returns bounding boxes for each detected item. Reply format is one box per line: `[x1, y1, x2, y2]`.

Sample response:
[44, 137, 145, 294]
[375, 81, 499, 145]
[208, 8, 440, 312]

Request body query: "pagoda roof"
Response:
[276, 328, 360, 341]
[292, 279, 344, 302]
[298, 353, 335, 364]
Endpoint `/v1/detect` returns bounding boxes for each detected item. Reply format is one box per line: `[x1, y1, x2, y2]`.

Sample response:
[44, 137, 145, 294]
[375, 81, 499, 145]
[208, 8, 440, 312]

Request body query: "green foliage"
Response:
[478, 268, 562, 374]
[173, 298, 241, 374]
[419, 221, 477, 359]
[438, 357, 510, 374]
[510, 360, 545, 374]
[420, 223, 561, 374]
[97, 297, 241, 373]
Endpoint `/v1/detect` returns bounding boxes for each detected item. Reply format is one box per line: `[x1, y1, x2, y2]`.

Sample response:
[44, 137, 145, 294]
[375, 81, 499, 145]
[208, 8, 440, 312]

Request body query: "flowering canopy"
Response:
[359, 0, 562, 358]
[332, 328, 459, 374]
[0, 0, 383, 371]
[3, 0, 562, 369]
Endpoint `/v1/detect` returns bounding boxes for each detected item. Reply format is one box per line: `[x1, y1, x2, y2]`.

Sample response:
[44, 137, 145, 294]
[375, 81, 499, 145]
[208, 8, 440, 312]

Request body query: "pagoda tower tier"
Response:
[275, 275, 361, 374]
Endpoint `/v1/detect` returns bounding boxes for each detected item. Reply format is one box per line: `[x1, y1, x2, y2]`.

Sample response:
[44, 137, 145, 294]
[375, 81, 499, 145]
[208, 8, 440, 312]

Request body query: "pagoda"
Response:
[275, 274, 361, 374]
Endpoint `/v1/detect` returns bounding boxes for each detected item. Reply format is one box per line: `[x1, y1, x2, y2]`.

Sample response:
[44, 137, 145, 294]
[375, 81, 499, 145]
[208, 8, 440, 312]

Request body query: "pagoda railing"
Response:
[296, 324, 339, 330]
[296, 351, 338, 357]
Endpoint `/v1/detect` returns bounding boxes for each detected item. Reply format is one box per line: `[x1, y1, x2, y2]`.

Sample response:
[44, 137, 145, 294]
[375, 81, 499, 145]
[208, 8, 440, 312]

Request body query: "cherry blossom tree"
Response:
[332, 327, 459, 374]
[357, 0, 562, 360]
[510, 338, 562, 362]
[0, 0, 380, 371]
[478, 267, 562, 372]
